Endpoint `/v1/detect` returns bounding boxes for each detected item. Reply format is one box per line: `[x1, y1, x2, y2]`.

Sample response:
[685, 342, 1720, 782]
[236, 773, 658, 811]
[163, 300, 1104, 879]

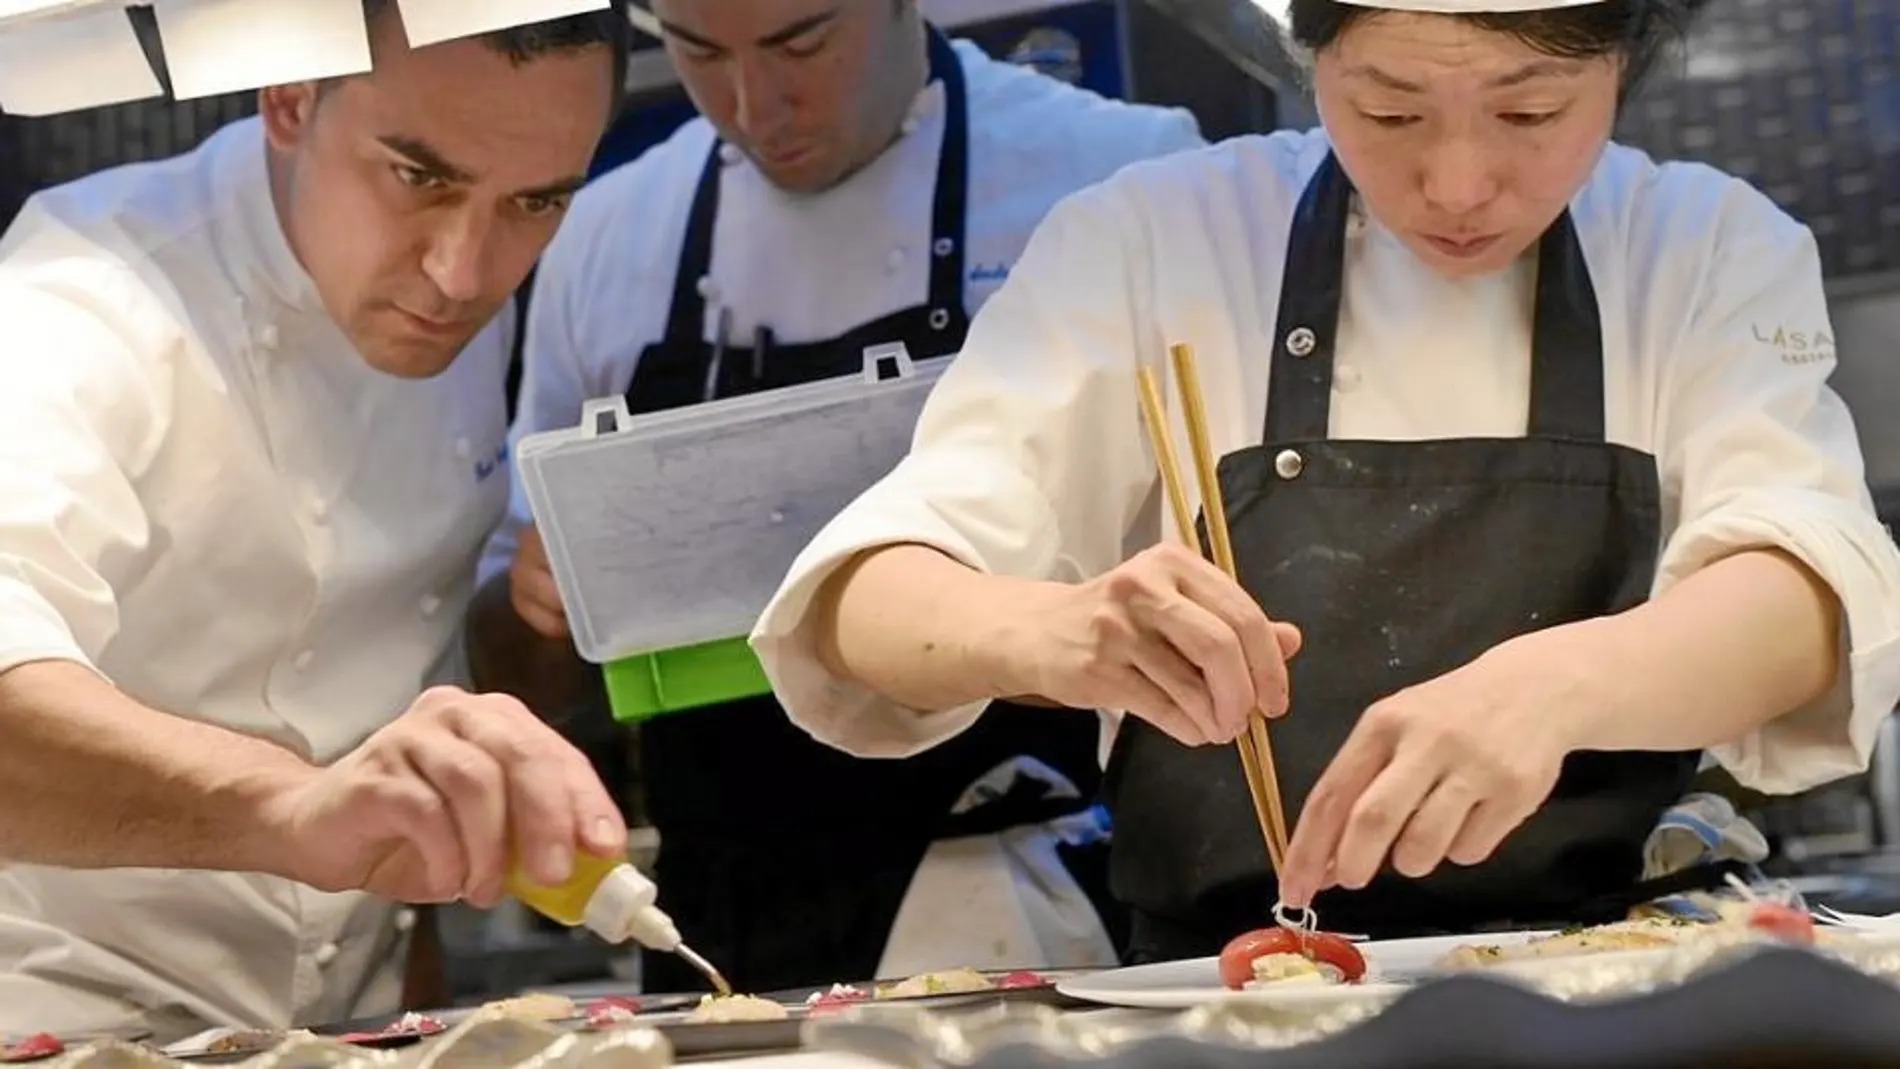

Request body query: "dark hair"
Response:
[1286, 0, 1690, 91]
[359, 0, 633, 108]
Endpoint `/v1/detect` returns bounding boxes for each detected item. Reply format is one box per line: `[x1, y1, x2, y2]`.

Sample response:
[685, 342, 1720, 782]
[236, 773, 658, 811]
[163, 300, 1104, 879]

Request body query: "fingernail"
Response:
[589, 817, 621, 852]
[541, 843, 573, 884]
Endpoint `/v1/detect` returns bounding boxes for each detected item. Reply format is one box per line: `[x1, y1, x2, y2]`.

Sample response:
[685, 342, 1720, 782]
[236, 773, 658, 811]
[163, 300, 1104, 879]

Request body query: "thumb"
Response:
[1273, 621, 1303, 659]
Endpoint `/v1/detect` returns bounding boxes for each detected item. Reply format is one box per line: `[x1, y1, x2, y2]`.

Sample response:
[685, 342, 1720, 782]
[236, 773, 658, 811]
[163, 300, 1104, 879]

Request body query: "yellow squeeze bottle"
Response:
[505, 853, 732, 995]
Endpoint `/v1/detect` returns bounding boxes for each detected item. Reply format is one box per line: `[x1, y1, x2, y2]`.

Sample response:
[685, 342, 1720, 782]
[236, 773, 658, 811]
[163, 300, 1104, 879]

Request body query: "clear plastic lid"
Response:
[517, 343, 950, 664]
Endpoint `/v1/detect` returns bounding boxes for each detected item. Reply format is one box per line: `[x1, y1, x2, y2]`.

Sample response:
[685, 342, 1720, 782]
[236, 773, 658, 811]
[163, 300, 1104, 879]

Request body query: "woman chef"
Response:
[749, 0, 1900, 962]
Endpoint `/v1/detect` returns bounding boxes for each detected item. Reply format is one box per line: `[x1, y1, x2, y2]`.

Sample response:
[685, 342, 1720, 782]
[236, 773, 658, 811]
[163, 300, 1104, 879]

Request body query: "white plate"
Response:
[1056, 930, 1556, 1010]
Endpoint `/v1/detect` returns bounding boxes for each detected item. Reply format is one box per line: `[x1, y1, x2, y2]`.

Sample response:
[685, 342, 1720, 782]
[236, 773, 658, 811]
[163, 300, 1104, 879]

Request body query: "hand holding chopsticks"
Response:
[1135, 344, 1295, 874]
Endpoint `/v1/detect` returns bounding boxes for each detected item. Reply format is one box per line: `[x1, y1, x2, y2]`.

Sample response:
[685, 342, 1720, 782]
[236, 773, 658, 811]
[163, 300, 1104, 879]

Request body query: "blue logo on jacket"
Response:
[969, 263, 1012, 284]
[475, 443, 508, 484]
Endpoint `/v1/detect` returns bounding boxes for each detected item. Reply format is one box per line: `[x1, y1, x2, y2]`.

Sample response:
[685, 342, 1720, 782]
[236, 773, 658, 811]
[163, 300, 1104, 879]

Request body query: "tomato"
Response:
[2, 1035, 65, 1063]
[1218, 928, 1369, 990]
[1747, 903, 1816, 944]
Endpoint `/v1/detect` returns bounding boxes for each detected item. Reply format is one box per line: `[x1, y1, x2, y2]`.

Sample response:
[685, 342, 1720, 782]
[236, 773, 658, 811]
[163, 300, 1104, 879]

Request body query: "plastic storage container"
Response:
[516, 343, 950, 722]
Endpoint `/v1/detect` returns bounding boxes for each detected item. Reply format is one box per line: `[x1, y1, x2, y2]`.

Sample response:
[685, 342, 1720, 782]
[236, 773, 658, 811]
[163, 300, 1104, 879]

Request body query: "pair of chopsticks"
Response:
[1135, 343, 1292, 874]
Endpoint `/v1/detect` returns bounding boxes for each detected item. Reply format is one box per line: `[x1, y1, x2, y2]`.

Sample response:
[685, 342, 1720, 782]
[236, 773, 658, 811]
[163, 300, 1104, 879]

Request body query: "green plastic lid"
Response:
[603, 636, 773, 723]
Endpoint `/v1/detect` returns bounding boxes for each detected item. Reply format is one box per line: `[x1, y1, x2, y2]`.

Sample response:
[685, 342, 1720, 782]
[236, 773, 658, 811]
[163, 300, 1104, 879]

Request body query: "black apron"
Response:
[628, 28, 1107, 994]
[1102, 154, 1707, 963]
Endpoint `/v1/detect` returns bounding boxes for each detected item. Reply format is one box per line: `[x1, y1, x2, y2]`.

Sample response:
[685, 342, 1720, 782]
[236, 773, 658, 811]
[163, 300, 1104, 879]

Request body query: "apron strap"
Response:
[1261, 152, 1610, 445]
[922, 26, 971, 339]
[660, 146, 723, 345]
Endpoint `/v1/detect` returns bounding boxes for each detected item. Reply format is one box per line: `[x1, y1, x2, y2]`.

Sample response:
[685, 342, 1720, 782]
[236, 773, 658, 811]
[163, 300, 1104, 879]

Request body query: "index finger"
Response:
[1278, 720, 1395, 907]
[1175, 559, 1290, 717]
[450, 699, 585, 886]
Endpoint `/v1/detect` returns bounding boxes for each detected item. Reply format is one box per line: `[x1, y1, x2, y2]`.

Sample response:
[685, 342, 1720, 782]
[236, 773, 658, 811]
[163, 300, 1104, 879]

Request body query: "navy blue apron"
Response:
[628, 28, 1109, 993]
[1103, 153, 1707, 961]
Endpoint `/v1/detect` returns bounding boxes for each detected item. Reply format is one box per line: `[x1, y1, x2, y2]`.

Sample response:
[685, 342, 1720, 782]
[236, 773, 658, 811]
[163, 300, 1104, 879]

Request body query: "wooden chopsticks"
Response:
[1135, 343, 1292, 873]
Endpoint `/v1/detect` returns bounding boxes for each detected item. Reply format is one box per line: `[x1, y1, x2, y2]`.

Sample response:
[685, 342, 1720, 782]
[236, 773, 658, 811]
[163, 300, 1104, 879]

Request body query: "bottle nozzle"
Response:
[678, 943, 732, 997]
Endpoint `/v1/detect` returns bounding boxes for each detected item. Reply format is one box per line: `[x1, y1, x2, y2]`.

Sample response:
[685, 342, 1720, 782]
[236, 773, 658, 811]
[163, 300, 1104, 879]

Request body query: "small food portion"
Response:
[0, 1035, 64, 1063]
[479, 992, 579, 1021]
[583, 996, 645, 1029]
[337, 1012, 446, 1045]
[804, 984, 870, 1014]
[1218, 927, 1368, 990]
[876, 967, 995, 999]
[205, 1030, 287, 1054]
[684, 995, 790, 1024]
[996, 971, 1049, 989]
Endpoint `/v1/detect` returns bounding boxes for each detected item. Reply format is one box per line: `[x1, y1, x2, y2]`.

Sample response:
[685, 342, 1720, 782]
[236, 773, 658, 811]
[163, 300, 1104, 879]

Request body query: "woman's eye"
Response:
[1500, 110, 1564, 127]
[1362, 113, 1420, 129]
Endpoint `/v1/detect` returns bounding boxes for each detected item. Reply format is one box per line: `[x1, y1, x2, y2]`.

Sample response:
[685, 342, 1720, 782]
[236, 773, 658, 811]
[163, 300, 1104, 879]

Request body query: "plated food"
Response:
[0, 1035, 63, 1064]
[1217, 904, 1370, 991]
[1439, 900, 1819, 969]
[683, 995, 790, 1024]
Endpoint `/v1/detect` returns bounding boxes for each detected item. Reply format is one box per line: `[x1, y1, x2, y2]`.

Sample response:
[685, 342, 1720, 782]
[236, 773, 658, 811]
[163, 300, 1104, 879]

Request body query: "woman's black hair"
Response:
[1285, 0, 1692, 91]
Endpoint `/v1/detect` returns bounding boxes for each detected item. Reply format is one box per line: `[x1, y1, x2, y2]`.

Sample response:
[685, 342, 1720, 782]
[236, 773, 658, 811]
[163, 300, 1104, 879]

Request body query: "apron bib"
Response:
[627, 29, 1109, 992]
[1103, 154, 1704, 962]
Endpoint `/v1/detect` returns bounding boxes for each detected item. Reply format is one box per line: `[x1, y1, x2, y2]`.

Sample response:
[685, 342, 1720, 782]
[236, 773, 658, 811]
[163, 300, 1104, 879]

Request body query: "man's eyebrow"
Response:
[1344, 58, 1584, 92]
[658, 8, 839, 50]
[377, 135, 474, 182]
[517, 175, 590, 201]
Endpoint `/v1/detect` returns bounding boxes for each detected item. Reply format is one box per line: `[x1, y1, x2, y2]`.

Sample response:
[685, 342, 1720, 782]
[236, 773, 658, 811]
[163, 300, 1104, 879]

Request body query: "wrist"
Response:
[1483, 617, 1630, 754]
[225, 750, 322, 881]
[971, 578, 1068, 702]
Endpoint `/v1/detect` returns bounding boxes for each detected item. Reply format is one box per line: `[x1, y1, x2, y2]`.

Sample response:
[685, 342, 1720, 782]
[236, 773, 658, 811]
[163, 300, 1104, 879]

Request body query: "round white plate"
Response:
[1056, 930, 1556, 1010]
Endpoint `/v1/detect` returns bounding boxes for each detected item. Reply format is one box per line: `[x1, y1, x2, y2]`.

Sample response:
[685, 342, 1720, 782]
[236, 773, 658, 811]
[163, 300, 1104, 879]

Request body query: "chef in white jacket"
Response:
[0, 1, 633, 1041]
[751, 0, 1900, 962]
[471, 0, 1202, 992]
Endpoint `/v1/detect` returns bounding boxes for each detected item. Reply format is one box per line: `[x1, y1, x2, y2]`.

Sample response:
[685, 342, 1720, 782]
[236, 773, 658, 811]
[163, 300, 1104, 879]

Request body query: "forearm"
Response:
[1537, 548, 1843, 753]
[464, 575, 597, 727]
[813, 544, 1048, 714]
[0, 659, 311, 872]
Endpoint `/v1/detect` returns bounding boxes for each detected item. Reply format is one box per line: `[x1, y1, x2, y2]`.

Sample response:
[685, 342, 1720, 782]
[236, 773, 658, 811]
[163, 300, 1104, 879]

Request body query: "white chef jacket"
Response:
[752, 127, 1900, 801]
[0, 117, 512, 1040]
[485, 40, 1202, 976]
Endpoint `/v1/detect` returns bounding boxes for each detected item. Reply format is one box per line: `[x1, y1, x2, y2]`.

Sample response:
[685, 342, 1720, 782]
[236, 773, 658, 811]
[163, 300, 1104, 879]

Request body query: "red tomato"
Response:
[1747, 903, 1816, 944]
[1218, 929, 1304, 989]
[1218, 928, 1369, 989]
[1, 1035, 65, 1063]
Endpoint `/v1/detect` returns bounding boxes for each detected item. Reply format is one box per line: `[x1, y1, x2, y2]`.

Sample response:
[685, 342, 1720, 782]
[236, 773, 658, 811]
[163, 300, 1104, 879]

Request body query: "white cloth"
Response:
[0, 117, 512, 1039]
[751, 127, 1900, 800]
[491, 38, 1199, 976]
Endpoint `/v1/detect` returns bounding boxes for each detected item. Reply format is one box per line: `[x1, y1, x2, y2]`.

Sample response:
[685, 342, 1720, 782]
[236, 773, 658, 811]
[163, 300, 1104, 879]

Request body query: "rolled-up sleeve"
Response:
[750, 184, 1162, 757]
[0, 271, 169, 678]
[1653, 190, 1900, 794]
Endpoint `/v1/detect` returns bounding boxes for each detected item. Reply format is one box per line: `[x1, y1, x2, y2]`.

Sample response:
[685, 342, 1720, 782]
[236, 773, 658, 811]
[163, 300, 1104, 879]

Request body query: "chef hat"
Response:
[1332, 0, 1608, 9]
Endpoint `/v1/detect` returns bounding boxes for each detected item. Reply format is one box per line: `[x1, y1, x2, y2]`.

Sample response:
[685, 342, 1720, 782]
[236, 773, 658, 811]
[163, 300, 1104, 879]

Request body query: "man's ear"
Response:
[258, 82, 322, 154]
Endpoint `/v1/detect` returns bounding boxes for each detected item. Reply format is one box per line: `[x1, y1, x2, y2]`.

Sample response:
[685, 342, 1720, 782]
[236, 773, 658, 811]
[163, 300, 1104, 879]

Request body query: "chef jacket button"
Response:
[308, 497, 329, 524]
[933, 237, 955, 258]
[454, 437, 473, 460]
[928, 308, 951, 331]
[695, 275, 718, 300]
[886, 248, 905, 272]
[717, 143, 742, 165]
[293, 650, 315, 671]
[313, 942, 339, 967]
[395, 909, 417, 933]
[1285, 327, 1317, 358]
[255, 324, 279, 350]
[1274, 449, 1304, 480]
[1334, 364, 1362, 391]
[419, 594, 442, 618]
[900, 116, 920, 136]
